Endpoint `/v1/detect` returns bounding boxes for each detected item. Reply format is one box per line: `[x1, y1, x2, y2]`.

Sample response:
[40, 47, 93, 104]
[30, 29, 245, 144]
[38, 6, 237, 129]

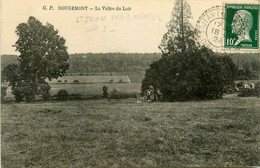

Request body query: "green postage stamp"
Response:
[224, 4, 259, 49]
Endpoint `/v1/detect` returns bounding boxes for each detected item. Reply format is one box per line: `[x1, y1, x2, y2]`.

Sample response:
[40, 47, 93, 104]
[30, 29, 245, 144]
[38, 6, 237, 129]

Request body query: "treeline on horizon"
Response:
[1, 53, 161, 74]
[68, 53, 161, 74]
[1, 52, 260, 77]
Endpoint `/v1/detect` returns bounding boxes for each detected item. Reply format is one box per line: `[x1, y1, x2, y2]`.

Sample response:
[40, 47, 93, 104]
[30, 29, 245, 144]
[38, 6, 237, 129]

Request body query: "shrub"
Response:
[57, 80, 62, 83]
[223, 84, 236, 94]
[256, 89, 260, 98]
[23, 85, 37, 102]
[64, 80, 68, 83]
[109, 89, 137, 99]
[69, 94, 82, 100]
[55, 90, 82, 100]
[56, 89, 69, 100]
[12, 84, 35, 102]
[11, 83, 36, 103]
[92, 94, 103, 99]
[253, 82, 260, 97]
[102, 85, 109, 98]
[38, 83, 51, 101]
[73, 80, 79, 83]
[238, 82, 260, 97]
[238, 89, 255, 97]
[12, 87, 24, 103]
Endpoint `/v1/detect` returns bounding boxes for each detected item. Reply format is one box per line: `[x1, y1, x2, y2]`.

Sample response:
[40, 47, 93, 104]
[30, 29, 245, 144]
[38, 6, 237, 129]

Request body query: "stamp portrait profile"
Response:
[231, 10, 254, 45]
[224, 4, 259, 49]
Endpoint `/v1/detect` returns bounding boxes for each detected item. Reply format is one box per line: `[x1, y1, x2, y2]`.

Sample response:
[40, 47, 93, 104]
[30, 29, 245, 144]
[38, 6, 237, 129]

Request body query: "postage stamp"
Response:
[224, 4, 259, 49]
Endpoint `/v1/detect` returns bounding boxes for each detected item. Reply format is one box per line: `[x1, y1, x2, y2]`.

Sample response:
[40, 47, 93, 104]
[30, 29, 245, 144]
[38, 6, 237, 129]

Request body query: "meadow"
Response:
[47, 74, 144, 97]
[2, 95, 260, 167]
[50, 83, 142, 97]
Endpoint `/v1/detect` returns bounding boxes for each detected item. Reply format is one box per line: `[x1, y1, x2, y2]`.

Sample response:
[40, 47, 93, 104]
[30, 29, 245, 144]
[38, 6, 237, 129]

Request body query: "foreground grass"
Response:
[2, 96, 260, 167]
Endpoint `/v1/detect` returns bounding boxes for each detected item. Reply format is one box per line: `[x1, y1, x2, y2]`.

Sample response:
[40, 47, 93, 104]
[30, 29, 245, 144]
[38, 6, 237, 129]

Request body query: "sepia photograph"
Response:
[1, 0, 260, 167]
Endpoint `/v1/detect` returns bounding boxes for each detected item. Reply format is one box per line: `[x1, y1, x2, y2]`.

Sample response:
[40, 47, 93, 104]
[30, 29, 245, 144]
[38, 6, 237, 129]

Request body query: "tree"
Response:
[2, 64, 24, 102]
[56, 90, 69, 101]
[102, 85, 109, 98]
[2, 64, 20, 87]
[251, 59, 260, 72]
[145, 47, 227, 101]
[236, 59, 260, 80]
[218, 55, 238, 91]
[142, 0, 237, 101]
[159, 0, 199, 56]
[1, 86, 7, 101]
[13, 16, 69, 102]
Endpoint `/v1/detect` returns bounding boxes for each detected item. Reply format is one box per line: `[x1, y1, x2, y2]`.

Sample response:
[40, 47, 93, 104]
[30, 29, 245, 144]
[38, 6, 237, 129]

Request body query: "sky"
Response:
[1, 0, 259, 54]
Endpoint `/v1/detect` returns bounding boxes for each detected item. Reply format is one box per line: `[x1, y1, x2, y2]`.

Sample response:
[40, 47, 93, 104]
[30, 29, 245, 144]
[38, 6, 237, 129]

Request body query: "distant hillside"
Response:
[223, 53, 260, 68]
[1, 55, 18, 70]
[1, 53, 161, 73]
[1, 52, 259, 72]
[67, 53, 161, 74]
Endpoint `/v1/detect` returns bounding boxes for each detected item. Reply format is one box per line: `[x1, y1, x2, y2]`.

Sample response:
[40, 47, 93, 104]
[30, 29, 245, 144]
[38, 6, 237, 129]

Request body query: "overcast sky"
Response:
[1, 0, 258, 54]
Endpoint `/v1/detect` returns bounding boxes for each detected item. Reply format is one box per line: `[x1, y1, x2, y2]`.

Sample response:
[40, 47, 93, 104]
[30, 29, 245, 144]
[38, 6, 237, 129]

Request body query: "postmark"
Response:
[224, 4, 259, 49]
[196, 6, 225, 52]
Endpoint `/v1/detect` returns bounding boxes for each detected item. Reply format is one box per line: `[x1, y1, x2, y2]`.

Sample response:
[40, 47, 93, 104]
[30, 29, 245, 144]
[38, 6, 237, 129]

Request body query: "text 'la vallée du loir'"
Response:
[43, 5, 132, 11]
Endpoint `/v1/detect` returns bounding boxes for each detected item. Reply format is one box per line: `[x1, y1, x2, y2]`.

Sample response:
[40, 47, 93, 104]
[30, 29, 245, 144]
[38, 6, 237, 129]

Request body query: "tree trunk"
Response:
[180, 0, 185, 53]
[25, 79, 37, 102]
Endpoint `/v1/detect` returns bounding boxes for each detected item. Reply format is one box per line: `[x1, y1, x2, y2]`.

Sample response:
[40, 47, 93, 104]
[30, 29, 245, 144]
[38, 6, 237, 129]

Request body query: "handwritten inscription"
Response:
[75, 13, 162, 32]
[76, 13, 162, 23]
[76, 16, 107, 23]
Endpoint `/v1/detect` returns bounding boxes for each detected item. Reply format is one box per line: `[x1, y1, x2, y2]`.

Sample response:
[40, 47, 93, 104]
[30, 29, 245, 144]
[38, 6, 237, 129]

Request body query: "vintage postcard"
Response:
[1, 0, 260, 167]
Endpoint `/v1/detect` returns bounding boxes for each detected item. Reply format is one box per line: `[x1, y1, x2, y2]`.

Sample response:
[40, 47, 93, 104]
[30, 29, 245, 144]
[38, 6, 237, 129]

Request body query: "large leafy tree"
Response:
[142, 0, 237, 101]
[11, 16, 69, 102]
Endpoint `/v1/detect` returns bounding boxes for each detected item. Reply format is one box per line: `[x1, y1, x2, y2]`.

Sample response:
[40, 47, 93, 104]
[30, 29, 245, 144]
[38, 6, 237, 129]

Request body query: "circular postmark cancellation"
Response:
[196, 6, 225, 52]
[196, 4, 259, 53]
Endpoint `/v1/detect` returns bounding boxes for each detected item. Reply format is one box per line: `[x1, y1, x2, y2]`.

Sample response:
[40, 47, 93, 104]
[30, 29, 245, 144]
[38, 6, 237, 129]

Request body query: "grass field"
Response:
[3, 78, 258, 100]
[2, 95, 260, 167]
[3, 82, 142, 101]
